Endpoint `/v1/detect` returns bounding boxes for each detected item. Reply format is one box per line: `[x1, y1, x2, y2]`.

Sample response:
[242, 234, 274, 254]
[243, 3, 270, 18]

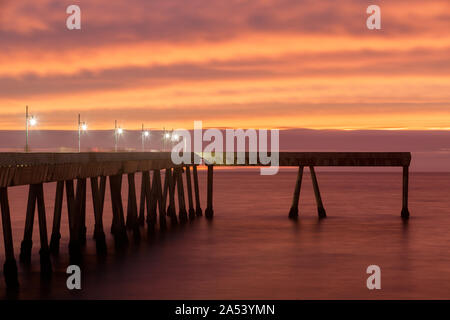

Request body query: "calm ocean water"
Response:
[1, 170, 449, 299]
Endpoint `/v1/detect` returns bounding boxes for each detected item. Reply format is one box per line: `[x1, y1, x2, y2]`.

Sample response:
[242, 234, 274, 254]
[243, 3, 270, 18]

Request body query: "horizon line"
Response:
[1, 127, 450, 132]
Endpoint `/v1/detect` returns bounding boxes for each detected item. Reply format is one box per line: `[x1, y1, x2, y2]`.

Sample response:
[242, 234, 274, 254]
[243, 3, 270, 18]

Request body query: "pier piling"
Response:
[35, 183, 52, 276]
[309, 166, 326, 218]
[288, 166, 304, 219]
[75, 179, 86, 248]
[49, 181, 64, 255]
[148, 171, 158, 231]
[176, 168, 188, 223]
[138, 172, 147, 226]
[162, 168, 170, 214]
[80, 178, 87, 246]
[65, 180, 81, 264]
[19, 184, 52, 274]
[78, 179, 87, 246]
[192, 165, 202, 216]
[401, 166, 410, 219]
[205, 165, 214, 219]
[126, 173, 140, 240]
[20, 185, 36, 263]
[142, 171, 153, 231]
[167, 168, 177, 224]
[185, 166, 196, 220]
[109, 175, 128, 248]
[138, 171, 151, 227]
[153, 169, 167, 230]
[0, 187, 19, 288]
[91, 176, 107, 254]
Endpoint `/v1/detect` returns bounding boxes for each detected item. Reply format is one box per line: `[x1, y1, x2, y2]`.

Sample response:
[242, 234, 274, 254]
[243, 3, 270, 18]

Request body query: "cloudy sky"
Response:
[0, 0, 449, 130]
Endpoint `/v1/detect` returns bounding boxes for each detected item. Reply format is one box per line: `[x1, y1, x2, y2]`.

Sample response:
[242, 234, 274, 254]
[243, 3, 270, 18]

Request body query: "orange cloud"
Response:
[0, 0, 449, 130]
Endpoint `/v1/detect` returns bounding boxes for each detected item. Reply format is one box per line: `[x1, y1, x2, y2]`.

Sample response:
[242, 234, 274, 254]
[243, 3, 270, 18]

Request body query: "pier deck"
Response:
[201, 151, 411, 166]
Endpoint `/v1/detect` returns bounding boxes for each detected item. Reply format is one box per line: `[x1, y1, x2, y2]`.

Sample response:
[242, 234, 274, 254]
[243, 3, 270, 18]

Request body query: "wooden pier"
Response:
[0, 151, 411, 289]
[0, 152, 203, 288]
[201, 152, 412, 220]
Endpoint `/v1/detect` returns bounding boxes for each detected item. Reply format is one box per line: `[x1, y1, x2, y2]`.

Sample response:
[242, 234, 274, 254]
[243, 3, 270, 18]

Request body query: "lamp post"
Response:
[114, 120, 123, 152]
[25, 105, 37, 152]
[78, 114, 87, 152]
[141, 123, 149, 152]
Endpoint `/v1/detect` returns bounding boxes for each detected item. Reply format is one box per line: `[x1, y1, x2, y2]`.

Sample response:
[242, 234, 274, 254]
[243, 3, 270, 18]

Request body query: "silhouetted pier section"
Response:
[0, 151, 411, 289]
[202, 152, 411, 220]
[0, 152, 203, 289]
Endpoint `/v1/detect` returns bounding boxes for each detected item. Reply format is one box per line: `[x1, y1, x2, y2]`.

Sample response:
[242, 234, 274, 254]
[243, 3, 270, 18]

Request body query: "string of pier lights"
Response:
[23, 106, 182, 153]
[112, 123, 182, 152]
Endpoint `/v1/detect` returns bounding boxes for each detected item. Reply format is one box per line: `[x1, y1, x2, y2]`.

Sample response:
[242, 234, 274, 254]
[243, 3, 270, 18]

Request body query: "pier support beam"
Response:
[66, 180, 81, 264]
[138, 172, 145, 226]
[147, 171, 158, 231]
[288, 166, 304, 219]
[185, 165, 196, 220]
[192, 165, 202, 216]
[0, 187, 19, 288]
[310, 166, 326, 218]
[162, 168, 170, 215]
[153, 169, 167, 230]
[67, 179, 86, 264]
[49, 181, 64, 255]
[143, 171, 152, 232]
[35, 183, 52, 276]
[138, 171, 151, 226]
[20, 184, 36, 263]
[126, 173, 140, 240]
[401, 166, 410, 219]
[18, 184, 52, 274]
[75, 179, 87, 253]
[205, 165, 214, 219]
[78, 179, 87, 246]
[109, 175, 128, 248]
[91, 176, 107, 254]
[167, 168, 177, 224]
[176, 168, 188, 223]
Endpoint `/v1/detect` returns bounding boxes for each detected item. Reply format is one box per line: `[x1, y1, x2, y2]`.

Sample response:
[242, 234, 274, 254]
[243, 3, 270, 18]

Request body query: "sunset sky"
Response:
[0, 0, 449, 130]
